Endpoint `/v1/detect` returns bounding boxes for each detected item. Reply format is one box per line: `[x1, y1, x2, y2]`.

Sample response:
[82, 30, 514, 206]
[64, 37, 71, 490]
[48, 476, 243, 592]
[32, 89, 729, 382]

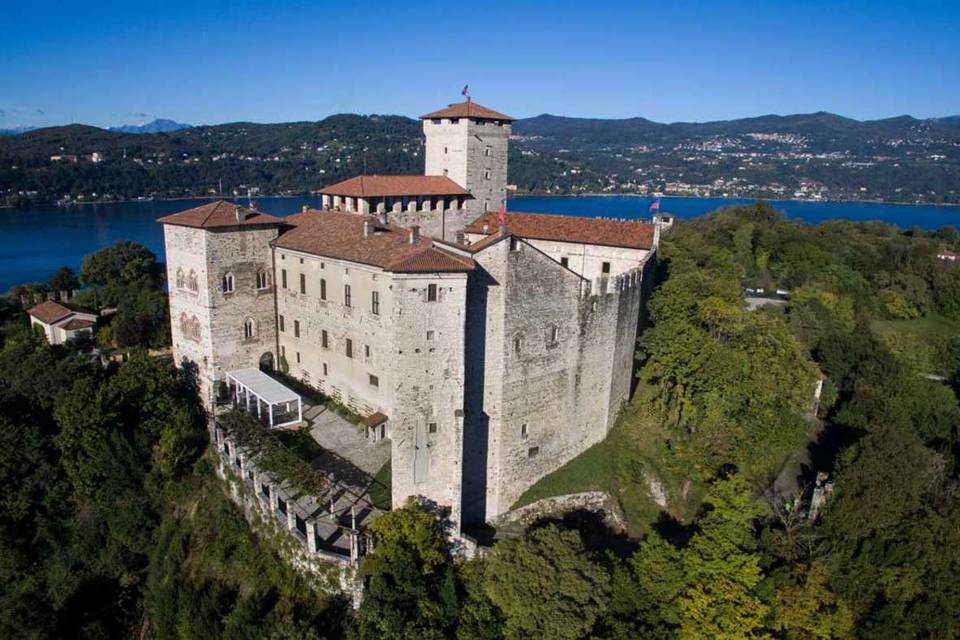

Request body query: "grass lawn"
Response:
[871, 313, 960, 374]
[512, 399, 705, 536]
[368, 460, 391, 510]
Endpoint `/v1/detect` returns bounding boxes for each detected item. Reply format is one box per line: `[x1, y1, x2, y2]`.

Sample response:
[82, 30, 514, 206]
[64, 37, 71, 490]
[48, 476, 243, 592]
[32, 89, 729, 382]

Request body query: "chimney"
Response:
[235, 206, 246, 222]
[482, 223, 490, 233]
[302, 205, 309, 213]
[409, 226, 420, 244]
[364, 219, 372, 238]
[455, 230, 465, 245]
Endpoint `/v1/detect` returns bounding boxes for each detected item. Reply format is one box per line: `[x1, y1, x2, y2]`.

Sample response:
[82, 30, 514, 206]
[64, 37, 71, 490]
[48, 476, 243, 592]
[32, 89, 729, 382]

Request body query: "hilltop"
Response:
[2, 110, 959, 205]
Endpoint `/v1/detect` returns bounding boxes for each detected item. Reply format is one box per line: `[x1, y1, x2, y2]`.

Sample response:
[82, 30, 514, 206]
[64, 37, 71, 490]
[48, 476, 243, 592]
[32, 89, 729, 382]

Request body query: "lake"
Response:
[2, 195, 959, 293]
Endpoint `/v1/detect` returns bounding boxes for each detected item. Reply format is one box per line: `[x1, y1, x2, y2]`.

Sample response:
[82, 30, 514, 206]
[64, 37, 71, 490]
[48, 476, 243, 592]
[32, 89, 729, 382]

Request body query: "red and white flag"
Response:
[649, 197, 661, 212]
[462, 84, 470, 98]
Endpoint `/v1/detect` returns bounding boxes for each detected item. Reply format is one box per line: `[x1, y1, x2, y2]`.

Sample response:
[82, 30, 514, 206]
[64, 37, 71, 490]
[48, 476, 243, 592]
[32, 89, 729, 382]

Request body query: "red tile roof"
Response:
[362, 412, 388, 427]
[157, 200, 284, 229]
[27, 300, 73, 324]
[60, 317, 95, 331]
[275, 210, 474, 273]
[420, 101, 514, 122]
[465, 212, 656, 250]
[319, 175, 468, 198]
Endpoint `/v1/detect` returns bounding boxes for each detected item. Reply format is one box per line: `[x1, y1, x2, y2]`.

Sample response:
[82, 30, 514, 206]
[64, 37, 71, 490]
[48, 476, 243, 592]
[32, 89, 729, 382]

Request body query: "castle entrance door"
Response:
[259, 351, 275, 372]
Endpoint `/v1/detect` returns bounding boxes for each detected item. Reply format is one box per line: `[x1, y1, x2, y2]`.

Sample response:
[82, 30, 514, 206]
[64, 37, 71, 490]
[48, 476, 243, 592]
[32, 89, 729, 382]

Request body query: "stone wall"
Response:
[462, 236, 654, 523]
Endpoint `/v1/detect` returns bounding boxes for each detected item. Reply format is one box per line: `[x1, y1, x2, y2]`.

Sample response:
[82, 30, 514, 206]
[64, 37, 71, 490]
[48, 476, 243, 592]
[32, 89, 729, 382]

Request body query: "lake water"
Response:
[2, 195, 959, 293]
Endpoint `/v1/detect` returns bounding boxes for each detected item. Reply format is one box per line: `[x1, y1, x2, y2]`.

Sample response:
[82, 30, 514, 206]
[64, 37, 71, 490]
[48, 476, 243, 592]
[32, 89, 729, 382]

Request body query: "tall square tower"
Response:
[422, 101, 513, 222]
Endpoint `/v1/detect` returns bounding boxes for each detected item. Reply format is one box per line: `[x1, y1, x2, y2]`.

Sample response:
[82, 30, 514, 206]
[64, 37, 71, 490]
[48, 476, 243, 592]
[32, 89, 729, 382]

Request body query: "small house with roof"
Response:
[27, 300, 97, 344]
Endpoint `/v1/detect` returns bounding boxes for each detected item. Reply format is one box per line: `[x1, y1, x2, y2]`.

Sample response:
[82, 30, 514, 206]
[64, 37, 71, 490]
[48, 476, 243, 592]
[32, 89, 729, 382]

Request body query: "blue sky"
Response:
[1, 0, 958, 128]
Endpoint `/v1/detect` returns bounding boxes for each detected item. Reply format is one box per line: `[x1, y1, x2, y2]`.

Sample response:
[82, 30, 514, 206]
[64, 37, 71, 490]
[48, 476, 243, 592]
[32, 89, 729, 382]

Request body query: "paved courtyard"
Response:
[302, 402, 390, 494]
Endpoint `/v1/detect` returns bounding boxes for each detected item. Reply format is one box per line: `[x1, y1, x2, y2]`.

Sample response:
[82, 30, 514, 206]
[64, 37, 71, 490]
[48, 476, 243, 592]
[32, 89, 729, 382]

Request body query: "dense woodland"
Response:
[2, 204, 960, 638]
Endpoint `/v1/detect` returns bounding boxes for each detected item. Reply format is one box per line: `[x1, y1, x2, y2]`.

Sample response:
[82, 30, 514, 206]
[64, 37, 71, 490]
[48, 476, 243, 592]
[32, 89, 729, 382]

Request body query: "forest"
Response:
[2, 203, 960, 638]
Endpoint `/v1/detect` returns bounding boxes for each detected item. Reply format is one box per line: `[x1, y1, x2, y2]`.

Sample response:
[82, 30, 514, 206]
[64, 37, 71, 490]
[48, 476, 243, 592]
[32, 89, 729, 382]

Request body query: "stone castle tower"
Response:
[422, 101, 512, 224]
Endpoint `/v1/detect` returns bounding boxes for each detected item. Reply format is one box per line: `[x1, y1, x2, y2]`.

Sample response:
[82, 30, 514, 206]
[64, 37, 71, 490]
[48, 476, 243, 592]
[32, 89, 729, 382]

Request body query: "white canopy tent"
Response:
[226, 368, 303, 428]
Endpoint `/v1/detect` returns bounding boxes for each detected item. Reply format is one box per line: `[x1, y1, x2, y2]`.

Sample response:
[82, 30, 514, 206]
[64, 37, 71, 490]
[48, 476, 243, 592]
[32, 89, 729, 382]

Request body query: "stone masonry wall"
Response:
[462, 237, 651, 522]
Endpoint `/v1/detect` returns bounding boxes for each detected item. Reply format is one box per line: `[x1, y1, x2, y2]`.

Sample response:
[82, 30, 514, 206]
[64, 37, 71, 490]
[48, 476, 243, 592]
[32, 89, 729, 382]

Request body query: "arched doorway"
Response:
[259, 351, 275, 372]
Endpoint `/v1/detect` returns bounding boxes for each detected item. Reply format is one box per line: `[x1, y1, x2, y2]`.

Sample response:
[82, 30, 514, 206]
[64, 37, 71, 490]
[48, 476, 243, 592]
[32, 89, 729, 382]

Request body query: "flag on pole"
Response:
[462, 84, 470, 98]
[649, 197, 661, 212]
[497, 200, 506, 226]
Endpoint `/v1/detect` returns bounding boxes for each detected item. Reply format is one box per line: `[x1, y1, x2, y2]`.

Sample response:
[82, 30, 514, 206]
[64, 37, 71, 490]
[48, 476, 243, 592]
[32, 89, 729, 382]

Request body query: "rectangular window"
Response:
[345, 338, 353, 359]
[365, 344, 371, 358]
[428, 422, 438, 434]
[560, 257, 569, 268]
[296, 351, 301, 363]
[300, 273, 306, 294]
[426, 330, 435, 341]
[321, 329, 329, 349]
[322, 363, 328, 376]
[528, 446, 540, 458]
[320, 278, 327, 300]
[344, 284, 352, 307]
[369, 374, 379, 388]
[521, 423, 528, 438]
[293, 320, 300, 338]
[279, 315, 285, 332]
[602, 261, 611, 274]
[281, 269, 287, 289]
[371, 291, 380, 315]
[427, 284, 437, 302]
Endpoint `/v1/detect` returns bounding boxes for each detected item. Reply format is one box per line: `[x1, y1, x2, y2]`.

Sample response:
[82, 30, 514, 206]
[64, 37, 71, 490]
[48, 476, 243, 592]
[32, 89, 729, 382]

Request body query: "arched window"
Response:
[243, 318, 255, 339]
[188, 269, 199, 292]
[175, 267, 185, 289]
[256, 270, 269, 289]
[190, 316, 201, 341]
[222, 273, 234, 293]
[179, 312, 189, 335]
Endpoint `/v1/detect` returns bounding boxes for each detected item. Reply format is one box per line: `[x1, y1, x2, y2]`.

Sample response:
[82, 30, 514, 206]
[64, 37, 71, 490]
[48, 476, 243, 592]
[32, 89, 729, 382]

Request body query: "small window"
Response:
[345, 338, 353, 359]
[369, 374, 379, 388]
[222, 273, 234, 293]
[485, 147, 492, 157]
[320, 278, 327, 300]
[528, 446, 540, 458]
[443, 168, 448, 177]
[365, 344, 371, 358]
[300, 273, 306, 294]
[484, 170, 491, 180]
[281, 269, 287, 289]
[293, 320, 300, 338]
[322, 363, 328, 376]
[547, 325, 559, 346]
[321, 329, 329, 349]
[279, 315, 285, 332]
[514, 335, 523, 355]
[344, 284, 352, 307]
[426, 330, 435, 341]
[560, 257, 569, 268]
[243, 318, 254, 339]
[444, 146, 448, 154]
[427, 284, 438, 302]
[521, 423, 529, 438]
[371, 291, 380, 315]
[602, 261, 611, 274]
[296, 351, 301, 363]
[510, 237, 519, 251]
[256, 271, 268, 289]
[428, 422, 438, 434]
[175, 267, 185, 288]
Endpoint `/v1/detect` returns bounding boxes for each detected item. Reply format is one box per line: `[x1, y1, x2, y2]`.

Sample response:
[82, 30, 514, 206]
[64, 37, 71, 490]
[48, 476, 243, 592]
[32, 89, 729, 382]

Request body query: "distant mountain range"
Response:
[108, 118, 193, 134]
[1, 110, 958, 206]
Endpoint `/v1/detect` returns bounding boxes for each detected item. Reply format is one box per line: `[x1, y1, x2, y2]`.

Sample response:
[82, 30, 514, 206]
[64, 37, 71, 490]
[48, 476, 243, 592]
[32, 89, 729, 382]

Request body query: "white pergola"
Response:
[225, 368, 303, 428]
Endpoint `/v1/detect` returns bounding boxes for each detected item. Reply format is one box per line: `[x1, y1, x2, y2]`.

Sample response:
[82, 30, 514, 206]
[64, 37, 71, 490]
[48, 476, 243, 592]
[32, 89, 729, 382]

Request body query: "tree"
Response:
[79, 241, 163, 289]
[47, 266, 80, 292]
[772, 562, 854, 640]
[483, 525, 611, 640]
[351, 500, 458, 640]
[680, 475, 769, 640]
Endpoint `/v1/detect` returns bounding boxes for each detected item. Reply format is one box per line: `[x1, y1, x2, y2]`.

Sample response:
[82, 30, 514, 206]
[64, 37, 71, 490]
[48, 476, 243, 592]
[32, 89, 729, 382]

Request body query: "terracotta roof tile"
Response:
[59, 317, 95, 331]
[319, 175, 468, 198]
[465, 212, 656, 250]
[275, 210, 474, 273]
[157, 200, 284, 229]
[362, 412, 388, 427]
[27, 300, 73, 324]
[420, 101, 514, 121]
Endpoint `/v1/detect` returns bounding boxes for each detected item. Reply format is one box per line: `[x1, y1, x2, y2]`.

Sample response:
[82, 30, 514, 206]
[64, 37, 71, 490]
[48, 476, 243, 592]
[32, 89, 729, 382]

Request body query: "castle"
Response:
[159, 99, 659, 527]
